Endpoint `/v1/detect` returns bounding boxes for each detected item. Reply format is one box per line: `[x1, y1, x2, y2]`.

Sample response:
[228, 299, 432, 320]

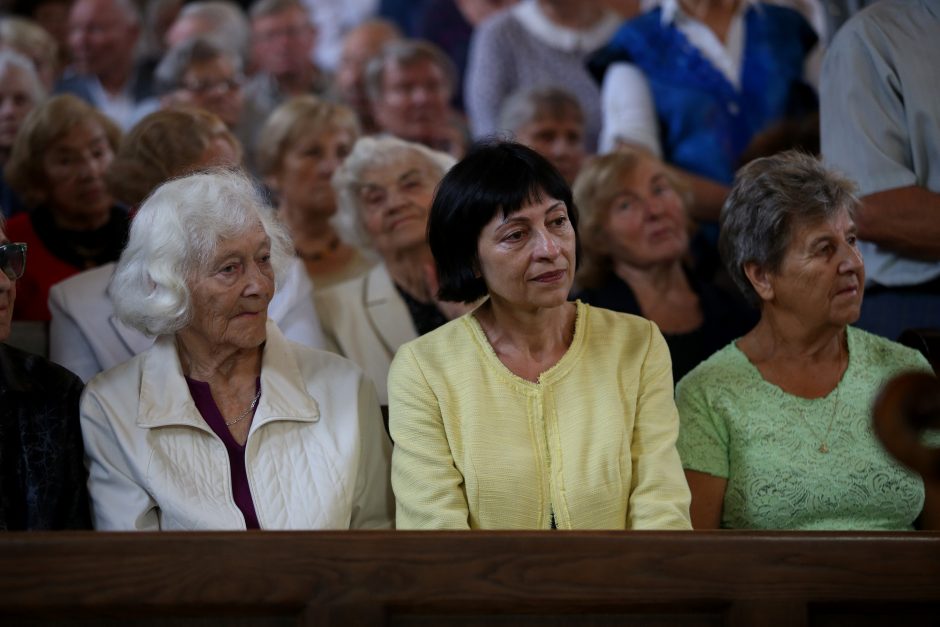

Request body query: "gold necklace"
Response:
[798, 388, 840, 454]
[797, 339, 846, 454]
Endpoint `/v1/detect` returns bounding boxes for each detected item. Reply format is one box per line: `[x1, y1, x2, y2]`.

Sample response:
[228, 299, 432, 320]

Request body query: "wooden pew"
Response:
[1, 531, 938, 626]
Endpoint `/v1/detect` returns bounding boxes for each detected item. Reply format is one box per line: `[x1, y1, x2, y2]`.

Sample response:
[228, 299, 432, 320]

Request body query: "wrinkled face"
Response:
[168, 56, 244, 129]
[357, 155, 437, 259]
[760, 209, 865, 329]
[372, 59, 450, 144]
[43, 119, 115, 225]
[184, 223, 275, 353]
[251, 6, 315, 77]
[275, 126, 355, 217]
[601, 157, 688, 268]
[476, 194, 576, 311]
[515, 113, 585, 184]
[68, 0, 139, 77]
[0, 225, 17, 342]
[0, 67, 39, 152]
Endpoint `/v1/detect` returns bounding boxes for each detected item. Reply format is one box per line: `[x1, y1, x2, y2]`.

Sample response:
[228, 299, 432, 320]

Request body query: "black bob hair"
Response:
[428, 140, 580, 303]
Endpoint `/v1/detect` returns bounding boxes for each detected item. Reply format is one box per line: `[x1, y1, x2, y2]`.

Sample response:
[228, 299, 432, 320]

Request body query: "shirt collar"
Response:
[659, 0, 754, 26]
[512, 0, 623, 54]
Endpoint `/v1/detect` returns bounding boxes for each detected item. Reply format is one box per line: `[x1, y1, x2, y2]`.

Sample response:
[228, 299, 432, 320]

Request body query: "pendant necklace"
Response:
[797, 339, 846, 454]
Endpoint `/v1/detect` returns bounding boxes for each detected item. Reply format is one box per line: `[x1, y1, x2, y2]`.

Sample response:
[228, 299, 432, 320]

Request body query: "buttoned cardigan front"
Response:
[389, 301, 691, 530]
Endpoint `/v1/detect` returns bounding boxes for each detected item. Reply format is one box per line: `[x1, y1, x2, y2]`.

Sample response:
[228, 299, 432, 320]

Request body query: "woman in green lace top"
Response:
[676, 151, 938, 530]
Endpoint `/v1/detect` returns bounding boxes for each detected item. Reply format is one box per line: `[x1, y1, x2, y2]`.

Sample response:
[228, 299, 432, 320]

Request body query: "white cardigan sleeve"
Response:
[599, 62, 663, 157]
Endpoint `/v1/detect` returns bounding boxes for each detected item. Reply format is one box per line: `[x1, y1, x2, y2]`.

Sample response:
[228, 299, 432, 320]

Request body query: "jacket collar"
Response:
[109, 314, 155, 356]
[137, 319, 320, 432]
[362, 263, 418, 358]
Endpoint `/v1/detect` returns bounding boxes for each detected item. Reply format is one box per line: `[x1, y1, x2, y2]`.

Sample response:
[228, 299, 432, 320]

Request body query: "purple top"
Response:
[184, 377, 261, 529]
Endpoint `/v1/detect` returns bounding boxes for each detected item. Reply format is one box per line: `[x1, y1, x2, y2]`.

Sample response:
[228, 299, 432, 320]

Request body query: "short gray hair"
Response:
[331, 135, 455, 251]
[498, 85, 583, 133]
[173, 1, 251, 59]
[364, 38, 456, 103]
[0, 48, 46, 104]
[719, 150, 859, 307]
[154, 36, 242, 95]
[111, 168, 294, 336]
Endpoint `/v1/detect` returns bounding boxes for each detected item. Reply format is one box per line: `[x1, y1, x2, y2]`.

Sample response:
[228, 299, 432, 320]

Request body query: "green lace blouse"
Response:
[676, 326, 931, 530]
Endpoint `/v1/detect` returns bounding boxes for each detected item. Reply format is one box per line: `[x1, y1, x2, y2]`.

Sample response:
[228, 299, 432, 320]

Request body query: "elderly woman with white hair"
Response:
[80, 169, 393, 530]
[315, 135, 460, 406]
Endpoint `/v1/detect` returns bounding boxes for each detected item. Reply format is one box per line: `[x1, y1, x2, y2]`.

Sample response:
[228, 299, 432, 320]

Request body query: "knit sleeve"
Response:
[388, 343, 470, 529]
[626, 321, 692, 530]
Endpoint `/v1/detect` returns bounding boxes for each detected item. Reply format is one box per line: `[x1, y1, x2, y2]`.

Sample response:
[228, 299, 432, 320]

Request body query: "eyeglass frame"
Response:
[177, 74, 245, 96]
[0, 242, 27, 281]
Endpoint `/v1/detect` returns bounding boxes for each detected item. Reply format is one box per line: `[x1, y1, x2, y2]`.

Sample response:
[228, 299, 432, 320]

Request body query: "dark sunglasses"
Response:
[0, 242, 27, 280]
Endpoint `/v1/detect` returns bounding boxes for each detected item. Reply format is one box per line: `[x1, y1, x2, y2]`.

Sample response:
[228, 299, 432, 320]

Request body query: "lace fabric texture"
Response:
[676, 326, 931, 530]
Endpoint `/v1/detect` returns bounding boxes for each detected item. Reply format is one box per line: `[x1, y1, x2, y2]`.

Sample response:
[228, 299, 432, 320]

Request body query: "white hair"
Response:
[331, 135, 455, 252]
[0, 48, 46, 104]
[111, 168, 294, 336]
[175, 1, 250, 60]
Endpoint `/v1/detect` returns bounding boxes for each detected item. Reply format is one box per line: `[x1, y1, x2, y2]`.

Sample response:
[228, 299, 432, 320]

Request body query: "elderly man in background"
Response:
[153, 36, 267, 171]
[300, 0, 378, 72]
[335, 18, 401, 134]
[56, 0, 155, 129]
[244, 0, 330, 121]
[821, 0, 940, 340]
[365, 38, 467, 158]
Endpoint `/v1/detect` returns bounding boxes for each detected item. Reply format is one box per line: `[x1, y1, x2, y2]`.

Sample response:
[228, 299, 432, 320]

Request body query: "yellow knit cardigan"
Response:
[389, 300, 692, 530]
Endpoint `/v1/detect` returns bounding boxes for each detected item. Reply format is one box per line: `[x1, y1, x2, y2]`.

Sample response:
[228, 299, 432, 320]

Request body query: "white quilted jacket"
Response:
[80, 320, 394, 530]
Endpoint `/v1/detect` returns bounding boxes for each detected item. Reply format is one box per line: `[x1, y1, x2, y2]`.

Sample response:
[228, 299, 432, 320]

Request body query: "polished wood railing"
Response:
[1, 531, 938, 626]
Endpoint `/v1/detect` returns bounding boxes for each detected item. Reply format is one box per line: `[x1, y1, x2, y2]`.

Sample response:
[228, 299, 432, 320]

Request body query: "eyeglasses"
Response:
[179, 75, 244, 96]
[0, 242, 27, 280]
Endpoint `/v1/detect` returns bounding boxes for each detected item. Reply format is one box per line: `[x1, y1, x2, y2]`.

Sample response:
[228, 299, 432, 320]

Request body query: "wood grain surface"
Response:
[0, 531, 938, 626]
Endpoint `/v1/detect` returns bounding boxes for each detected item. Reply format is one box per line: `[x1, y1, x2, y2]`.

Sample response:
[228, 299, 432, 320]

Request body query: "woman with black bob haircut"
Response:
[429, 141, 580, 303]
[389, 141, 692, 530]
